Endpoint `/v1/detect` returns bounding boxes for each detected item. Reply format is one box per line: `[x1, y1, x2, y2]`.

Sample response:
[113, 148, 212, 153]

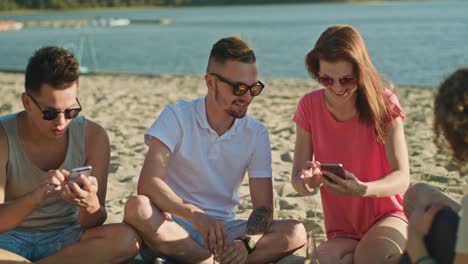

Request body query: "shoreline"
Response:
[0, 70, 436, 89]
[0, 1, 407, 15]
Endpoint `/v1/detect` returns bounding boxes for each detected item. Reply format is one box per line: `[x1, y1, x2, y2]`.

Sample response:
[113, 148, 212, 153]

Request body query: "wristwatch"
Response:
[239, 235, 256, 254]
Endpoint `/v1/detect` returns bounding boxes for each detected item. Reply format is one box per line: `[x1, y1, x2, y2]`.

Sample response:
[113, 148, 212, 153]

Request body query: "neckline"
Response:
[197, 97, 239, 138]
[320, 89, 358, 124]
[14, 112, 72, 173]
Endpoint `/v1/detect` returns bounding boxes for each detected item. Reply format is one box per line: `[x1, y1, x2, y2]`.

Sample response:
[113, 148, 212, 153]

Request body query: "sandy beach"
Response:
[0, 72, 465, 263]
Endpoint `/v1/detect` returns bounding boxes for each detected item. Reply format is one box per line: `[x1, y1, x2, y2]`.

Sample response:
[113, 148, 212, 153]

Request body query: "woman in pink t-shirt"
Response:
[292, 25, 410, 263]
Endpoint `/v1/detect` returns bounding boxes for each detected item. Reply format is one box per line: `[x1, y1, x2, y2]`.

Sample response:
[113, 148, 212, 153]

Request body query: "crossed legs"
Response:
[0, 223, 140, 264]
[310, 216, 407, 264]
[124, 195, 306, 264]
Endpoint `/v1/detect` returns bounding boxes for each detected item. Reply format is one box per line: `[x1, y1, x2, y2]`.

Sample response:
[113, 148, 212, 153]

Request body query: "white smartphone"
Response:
[69, 165, 92, 188]
[320, 163, 346, 179]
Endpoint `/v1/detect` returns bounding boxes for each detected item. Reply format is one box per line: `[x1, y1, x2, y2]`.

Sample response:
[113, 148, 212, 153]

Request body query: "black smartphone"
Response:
[320, 163, 346, 179]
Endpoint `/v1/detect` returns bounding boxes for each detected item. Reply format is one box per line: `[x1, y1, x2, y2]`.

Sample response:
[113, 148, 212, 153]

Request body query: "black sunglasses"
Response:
[27, 93, 82, 121]
[210, 73, 265, 97]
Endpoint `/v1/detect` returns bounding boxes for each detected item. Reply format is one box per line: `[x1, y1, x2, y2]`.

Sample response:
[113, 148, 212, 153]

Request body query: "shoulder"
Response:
[0, 113, 18, 128]
[300, 89, 323, 101]
[85, 118, 109, 145]
[297, 89, 324, 108]
[384, 88, 401, 104]
[0, 113, 18, 153]
[167, 98, 200, 113]
[0, 124, 7, 153]
[157, 98, 200, 123]
[154, 98, 201, 127]
[383, 88, 405, 120]
[0, 123, 8, 169]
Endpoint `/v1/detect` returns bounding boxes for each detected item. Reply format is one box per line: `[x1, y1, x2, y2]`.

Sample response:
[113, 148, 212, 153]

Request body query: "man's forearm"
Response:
[0, 192, 41, 232]
[246, 206, 273, 236]
[139, 177, 203, 221]
[78, 204, 107, 228]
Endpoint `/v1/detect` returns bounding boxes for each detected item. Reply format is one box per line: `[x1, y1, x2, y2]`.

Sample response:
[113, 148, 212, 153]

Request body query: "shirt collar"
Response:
[195, 97, 240, 137]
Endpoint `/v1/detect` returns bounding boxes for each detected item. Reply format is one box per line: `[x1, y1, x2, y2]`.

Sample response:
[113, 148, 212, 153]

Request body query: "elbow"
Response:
[400, 171, 410, 193]
[137, 181, 151, 196]
[0, 217, 22, 233]
[0, 224, 15, 233]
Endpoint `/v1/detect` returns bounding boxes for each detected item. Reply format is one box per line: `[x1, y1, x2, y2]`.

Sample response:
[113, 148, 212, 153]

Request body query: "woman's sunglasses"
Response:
[210, 73, 265, 97]
[27, 93, 82, 121]
[317, 75, 357, 89]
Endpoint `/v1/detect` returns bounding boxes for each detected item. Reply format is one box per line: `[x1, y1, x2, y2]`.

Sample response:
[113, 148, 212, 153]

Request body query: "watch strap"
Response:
[239, 235, 256, 254]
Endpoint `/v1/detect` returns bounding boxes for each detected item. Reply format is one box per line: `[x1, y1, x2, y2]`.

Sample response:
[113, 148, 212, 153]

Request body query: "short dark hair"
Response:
[25, 46, 79, 94]
[206, 36, 256, 72]
[434, 68, 468, 162]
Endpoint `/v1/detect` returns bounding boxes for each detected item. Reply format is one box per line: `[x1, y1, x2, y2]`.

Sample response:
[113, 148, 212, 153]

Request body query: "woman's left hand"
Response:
[321, 170, 367, 196]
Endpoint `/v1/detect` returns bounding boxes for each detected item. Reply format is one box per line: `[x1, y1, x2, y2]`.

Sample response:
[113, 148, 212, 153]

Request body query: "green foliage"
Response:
[0, 0, 385, 10]
[0, 0, 17, 10]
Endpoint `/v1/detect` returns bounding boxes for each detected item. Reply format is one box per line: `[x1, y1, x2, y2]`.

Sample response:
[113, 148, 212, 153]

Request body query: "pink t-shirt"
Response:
[293, 88, 407, 239]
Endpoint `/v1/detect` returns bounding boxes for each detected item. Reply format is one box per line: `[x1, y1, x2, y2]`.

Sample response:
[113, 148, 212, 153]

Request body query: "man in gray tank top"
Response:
[0, 47, 141, 263]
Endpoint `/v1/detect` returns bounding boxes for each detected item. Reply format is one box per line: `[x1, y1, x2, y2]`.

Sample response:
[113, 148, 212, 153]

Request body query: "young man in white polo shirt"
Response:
[124, 36, 306, 263]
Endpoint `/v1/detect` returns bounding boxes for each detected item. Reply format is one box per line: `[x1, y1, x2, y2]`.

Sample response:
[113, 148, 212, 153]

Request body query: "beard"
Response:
[225, 104, 248, 118]
[214, 84, 249, 119]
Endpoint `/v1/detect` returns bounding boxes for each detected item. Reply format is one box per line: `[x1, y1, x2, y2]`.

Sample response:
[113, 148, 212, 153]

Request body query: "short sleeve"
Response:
[293, 94, 312, 133]
[144, 106, 182, 153]
[247, 126, 272, 178]
[385, 89, 406, 122]
[456, 196, 468, 253]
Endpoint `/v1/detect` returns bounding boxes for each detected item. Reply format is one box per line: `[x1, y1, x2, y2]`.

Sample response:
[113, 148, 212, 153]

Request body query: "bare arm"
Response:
[291, 125, 320, 195]
[363, 117, 410, 197]
[138, 136, 204, 221]
[0, 125, 48, 232]
[244, 178, 273, 243]
[77, 120, 109, 228]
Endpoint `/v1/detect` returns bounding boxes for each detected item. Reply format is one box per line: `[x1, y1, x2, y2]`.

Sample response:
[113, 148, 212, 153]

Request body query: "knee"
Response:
[354, 238, 402, 264]
[405, 182, 432, 201]
[404, 182, 436, 216]
[312, 245, 345, 264]
[282, 220, 307, 249]
[124, 195, 158, 227]
[109, 223, 142, 262]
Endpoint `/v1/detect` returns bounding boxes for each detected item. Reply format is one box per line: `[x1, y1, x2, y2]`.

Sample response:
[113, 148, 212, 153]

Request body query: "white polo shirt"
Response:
[145, 97, 272, 221]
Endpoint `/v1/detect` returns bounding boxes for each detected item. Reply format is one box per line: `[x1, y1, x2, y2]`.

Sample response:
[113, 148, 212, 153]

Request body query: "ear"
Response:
[205, 73, 215, 93]
[21, 92, 31, 111]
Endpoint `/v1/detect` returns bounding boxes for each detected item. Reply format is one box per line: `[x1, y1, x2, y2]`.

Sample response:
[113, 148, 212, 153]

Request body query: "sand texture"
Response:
[1, 72, 464, 263]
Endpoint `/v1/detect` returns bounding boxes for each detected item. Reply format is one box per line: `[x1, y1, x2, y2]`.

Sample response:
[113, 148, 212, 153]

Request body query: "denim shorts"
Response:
[140, 215, 247, 263]
[0, 224, 84, 262]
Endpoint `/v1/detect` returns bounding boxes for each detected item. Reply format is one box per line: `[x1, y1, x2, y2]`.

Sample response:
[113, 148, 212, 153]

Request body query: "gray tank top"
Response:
[0, 113, 86, 231]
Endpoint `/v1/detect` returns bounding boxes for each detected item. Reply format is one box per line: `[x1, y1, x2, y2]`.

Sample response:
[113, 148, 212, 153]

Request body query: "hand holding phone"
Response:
[68, 165, 92, 189]
[320, 163, 346, 179]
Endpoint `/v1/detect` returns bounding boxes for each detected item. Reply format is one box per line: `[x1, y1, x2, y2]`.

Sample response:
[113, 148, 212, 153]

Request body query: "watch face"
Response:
[247, 239, 256, 250]
[241, 236, 256, 254]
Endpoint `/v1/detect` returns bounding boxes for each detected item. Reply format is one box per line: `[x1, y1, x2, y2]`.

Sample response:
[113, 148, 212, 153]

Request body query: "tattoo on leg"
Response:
[246, 206, 273, 235]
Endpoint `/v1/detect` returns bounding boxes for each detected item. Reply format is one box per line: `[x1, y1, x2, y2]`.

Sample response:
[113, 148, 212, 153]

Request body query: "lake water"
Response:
[0, 0, 467, 86]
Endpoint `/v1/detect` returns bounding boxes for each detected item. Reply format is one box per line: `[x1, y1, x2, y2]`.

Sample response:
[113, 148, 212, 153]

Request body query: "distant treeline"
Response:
[0, 0, 388, 11]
